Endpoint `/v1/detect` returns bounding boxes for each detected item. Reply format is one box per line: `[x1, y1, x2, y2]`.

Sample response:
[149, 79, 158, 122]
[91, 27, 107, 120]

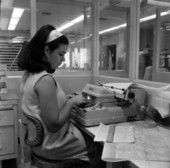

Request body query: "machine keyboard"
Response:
[77, 102, 94, 108]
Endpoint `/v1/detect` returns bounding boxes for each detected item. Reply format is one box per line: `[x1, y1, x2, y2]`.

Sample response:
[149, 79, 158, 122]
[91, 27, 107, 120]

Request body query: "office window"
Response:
[139, 0, 170, 83]
[159, 4, 170, 73]
[138, 1, 156, 80]
[98, 1, 131, 78]
[36, 0, 92, 71]
[0, 0, 31, 71]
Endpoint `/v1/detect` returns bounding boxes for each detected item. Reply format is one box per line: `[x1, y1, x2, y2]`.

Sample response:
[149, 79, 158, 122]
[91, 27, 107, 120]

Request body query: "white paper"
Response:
[102, 143, 126, 162]
[148, 95, 170, 118]
[103, 121, 170, 162]
[103, 83, 133, 94]
[94, 123, 135, 143]
[103, 83, 133, 90]
[102, 143, 117, 162]
[113, 125, 134, 143]
[94, 123, 109, 142]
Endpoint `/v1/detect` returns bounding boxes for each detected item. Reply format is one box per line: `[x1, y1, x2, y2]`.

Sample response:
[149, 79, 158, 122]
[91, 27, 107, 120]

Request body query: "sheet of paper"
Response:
[94, 123, 109, 142]
[148, 95, 170, 118]
[115, 122, 170, 162]
[102, 143, 117, 162]
[102, 143, 127, 162]
[103, 82, 133, 90]
[94, 123, 135, 143]
[113, 125, 134, 143]
[99, 120, 170, 162]
[103, 83, 133, 94]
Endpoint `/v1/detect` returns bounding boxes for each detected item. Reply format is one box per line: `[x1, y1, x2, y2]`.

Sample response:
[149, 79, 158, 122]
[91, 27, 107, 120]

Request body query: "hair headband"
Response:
[46, 29, 63, 44]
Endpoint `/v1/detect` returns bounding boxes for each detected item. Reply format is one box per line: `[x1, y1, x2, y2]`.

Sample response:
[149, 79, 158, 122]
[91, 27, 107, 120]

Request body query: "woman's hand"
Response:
[68, 94, 86, 106]
[66, 94, 75, 99]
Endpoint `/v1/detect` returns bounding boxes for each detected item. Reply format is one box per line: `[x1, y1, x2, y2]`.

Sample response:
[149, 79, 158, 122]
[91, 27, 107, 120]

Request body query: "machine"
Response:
[71, 83, 147, 126]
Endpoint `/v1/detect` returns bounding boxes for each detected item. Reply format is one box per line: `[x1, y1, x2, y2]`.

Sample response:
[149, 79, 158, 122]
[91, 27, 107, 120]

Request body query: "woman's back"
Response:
[21, 71, 89, 161]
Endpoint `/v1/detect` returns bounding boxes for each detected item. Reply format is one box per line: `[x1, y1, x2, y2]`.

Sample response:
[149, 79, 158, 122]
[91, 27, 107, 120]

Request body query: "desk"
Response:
[0, 91, 18, 168]
[76, 120, 170, 168]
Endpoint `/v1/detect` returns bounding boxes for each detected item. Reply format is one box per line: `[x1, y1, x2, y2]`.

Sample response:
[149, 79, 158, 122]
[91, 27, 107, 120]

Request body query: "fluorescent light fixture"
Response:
[8, 7, 24, 31]
[99, 23, 127, 34]
[57, 15, 90, 32]
[147, 0, 170, 7]
[99, 9, 170, 35]
[57, 22, 75, 32]
[72, 15, 84, 23]
[140, 14, 156, 22]
[161, 10, 170, 16]
[99, 14, 157, 35]
[68, 7, 170, 39]
[9, 18, 19, 25]
[8, 25, 16, 31]
[99, 14, 156, 34]
[12, 8, 24, 18]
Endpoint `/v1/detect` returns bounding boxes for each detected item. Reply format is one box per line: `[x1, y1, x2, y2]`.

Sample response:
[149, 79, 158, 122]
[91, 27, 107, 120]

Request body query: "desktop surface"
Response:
[72, 119, 170, 168]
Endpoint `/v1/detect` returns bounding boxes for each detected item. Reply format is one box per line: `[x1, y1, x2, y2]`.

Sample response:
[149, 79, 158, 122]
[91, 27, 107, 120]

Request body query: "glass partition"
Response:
[37, 0, 92, 71]
[138, 1, 156, 80]
[139, 0, 170, 82]
[98, 1, 131, 78]
[159, 5, 170, 72]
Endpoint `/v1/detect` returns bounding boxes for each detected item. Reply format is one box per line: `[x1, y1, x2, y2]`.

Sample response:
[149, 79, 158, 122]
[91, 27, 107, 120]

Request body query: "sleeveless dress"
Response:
[20, 71, 91, 161]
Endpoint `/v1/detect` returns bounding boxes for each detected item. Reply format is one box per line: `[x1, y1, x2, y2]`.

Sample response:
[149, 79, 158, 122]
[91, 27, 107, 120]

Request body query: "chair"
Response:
[18, 114, 44, 168]
[18, 113, 91, 168]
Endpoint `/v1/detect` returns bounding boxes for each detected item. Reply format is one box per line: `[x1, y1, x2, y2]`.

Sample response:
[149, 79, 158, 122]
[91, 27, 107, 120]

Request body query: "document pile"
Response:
[94, 121, 170, 162]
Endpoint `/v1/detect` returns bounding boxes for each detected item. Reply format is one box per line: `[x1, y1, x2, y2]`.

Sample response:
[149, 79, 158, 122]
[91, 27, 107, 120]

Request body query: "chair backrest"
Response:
[18, 113, 44, 166]
[24, 113, 44, 146]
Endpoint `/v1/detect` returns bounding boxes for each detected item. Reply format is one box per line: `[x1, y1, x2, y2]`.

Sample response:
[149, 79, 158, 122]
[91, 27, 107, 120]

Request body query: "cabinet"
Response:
[0, 92, 18, 167]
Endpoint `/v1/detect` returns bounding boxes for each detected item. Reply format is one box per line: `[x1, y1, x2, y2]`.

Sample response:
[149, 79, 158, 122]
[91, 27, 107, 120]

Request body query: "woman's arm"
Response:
[35, 75, 84, 132]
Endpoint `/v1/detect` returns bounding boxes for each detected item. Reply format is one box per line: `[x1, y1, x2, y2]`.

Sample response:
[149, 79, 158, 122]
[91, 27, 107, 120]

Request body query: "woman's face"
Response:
[46, 44, 68, 69]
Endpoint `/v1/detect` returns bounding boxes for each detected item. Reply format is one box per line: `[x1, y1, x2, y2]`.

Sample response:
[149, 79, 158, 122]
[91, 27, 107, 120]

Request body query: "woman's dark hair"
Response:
[18, 24, 69, 73]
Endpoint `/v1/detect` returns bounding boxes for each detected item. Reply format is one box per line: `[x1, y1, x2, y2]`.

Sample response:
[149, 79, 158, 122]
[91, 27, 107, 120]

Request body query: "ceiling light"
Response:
[161, 10, 170, 16]
[99, 9, 170, 35]
[147, 0, 170, 7]
[57, 15, 90, 32]
[99, 23, 127, 34]
[140, 14, 156, 22]
[12, 8, 24, 18]
[8, 8, 24, 31]
[8, 25, 16, 31]
[99, 14, 156, 34]
[9, 18, 19, 25]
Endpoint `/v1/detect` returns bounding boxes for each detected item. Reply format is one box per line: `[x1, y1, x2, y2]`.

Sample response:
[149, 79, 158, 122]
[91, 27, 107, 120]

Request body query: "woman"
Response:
[18, 25, 105, 168]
